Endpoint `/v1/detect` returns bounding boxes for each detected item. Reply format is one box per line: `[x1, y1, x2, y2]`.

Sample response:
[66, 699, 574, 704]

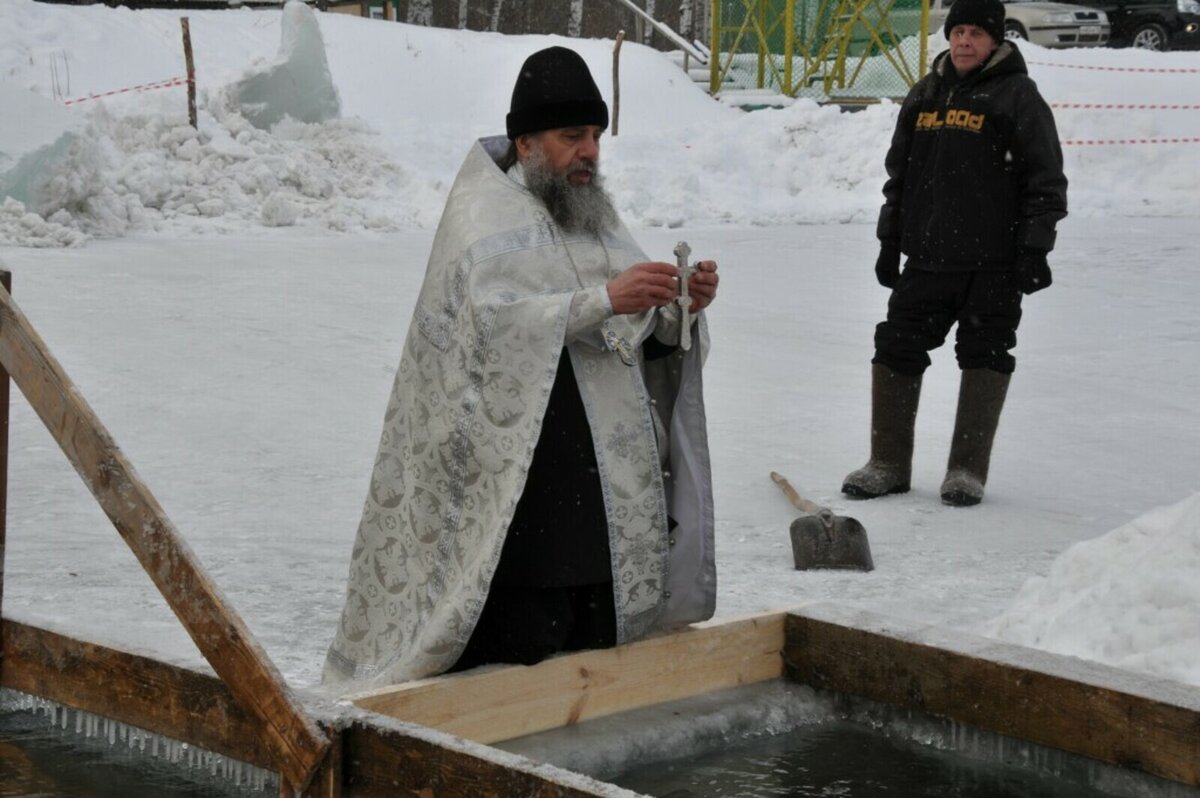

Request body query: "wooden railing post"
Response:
[0, 283, 330, 790]
[0, 268, 9, 681]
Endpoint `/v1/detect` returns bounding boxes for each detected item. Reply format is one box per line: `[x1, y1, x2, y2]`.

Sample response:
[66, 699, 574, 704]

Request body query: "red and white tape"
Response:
[1053, 102, 1200, 110]
[1029, 61, 1200, 74]
[63, 76, 189, 107]
[1062, 137, 1200, 145]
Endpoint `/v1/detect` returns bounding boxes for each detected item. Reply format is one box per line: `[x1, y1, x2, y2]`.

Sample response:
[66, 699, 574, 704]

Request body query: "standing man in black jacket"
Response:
[842, 0, 1067, 506]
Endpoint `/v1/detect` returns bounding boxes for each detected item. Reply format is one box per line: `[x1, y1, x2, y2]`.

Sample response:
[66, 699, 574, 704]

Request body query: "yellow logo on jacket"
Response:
[916, 109, 985, 131]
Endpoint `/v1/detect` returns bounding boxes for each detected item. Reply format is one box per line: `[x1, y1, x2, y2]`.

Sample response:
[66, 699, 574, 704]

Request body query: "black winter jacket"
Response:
[878, 43, 1068, 271]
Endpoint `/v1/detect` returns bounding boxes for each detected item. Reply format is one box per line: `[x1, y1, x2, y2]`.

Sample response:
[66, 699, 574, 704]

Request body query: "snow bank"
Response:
[223, 1, 340, 130]
[0, 101, 441, 240]
[0, 0, 445, 245]
[986, 493, 1200, 687]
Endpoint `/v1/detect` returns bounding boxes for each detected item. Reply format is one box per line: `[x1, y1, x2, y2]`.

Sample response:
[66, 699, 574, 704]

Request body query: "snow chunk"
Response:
[986, 493, 1200, 688]
[224, 1, 340, 130]
[260, 191, 297, 227]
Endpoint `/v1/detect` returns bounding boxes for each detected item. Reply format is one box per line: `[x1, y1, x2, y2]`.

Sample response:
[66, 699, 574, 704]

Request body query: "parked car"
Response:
[1050, 0, 1200, 49]
[929, 0, 1112, 47]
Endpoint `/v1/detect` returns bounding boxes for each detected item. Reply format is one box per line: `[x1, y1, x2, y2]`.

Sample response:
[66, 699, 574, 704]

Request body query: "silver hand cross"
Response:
[673, 241, 694, 351]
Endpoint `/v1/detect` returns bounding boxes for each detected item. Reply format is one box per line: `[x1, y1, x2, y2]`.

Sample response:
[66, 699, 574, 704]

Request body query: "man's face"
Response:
[516, 126, 603, 185]
[516, 125, 618, 237]
[949, 24, 998, 75]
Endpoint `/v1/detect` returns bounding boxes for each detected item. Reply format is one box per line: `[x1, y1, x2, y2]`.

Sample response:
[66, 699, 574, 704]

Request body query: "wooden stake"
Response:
[0, 269, 9, 680]
[180, 17, 197, 129]
[612, 30, 625, 137]
[0, 286, 330, 790]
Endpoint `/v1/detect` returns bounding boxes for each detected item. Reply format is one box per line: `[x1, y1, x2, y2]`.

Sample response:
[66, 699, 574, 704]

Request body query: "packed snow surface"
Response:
[0, 0, 1198, 702]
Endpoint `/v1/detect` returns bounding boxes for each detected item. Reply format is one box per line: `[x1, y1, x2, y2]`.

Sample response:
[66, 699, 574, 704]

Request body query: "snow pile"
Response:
[0, 0, 448, 243]
[605, 98, 897, 229]
[0, 102, 441, 239]
[222, 1, 340, 130]
[986, 493, 1200, 687]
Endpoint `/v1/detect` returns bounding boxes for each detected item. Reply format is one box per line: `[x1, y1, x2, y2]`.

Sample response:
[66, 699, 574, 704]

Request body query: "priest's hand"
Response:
[687, 259, 719, 313]
[608, 262, 680, 315]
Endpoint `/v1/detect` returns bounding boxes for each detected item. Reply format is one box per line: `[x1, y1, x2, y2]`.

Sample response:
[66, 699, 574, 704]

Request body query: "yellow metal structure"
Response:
[709, 0, 932, 102]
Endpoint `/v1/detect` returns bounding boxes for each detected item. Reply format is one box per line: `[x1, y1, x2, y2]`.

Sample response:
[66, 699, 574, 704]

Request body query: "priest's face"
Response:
[517, 126, 618, 237]
[517, 125, 603, 185]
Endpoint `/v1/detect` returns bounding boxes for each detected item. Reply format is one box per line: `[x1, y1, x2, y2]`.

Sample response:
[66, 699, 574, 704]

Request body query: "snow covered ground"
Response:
[0, 0, 1198, 700]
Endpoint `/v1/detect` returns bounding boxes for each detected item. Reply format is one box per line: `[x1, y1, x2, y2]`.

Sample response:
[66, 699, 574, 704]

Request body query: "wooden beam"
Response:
[783, 604, 1200, 787]
[0, 270, 9, 679]
[0, 286, 330, 789]
[0, 618, 273, 768]
[346, 612, 786, 744]
[333, 719, 623, 797]
[1, 620, 622, 797]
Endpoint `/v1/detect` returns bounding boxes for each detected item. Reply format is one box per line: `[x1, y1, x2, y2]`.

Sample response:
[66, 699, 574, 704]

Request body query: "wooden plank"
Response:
[0, 270, 9, 664]
[346, 612, 786, 744]
[783, 604, 1200, 787]
[0, 621, 627, 797]
[0, 618, 274, 768]
[0, 286, 330, 789]
[335, 719, 628, 797]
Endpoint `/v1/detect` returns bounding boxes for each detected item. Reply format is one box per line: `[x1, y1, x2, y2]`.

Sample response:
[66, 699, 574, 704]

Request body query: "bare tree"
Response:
[407, 0, 432, 25]
[459, 0, 469, 28]
[643, 0, 656, 44]
[679, 0, 694, 42]
[490, 0, 505, 31]
[568, 0, 583, 37]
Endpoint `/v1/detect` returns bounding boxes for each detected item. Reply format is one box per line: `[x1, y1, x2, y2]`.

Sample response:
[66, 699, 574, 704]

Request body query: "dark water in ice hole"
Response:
[612, 718, 1160, 798]
[0, 709, 272, 797]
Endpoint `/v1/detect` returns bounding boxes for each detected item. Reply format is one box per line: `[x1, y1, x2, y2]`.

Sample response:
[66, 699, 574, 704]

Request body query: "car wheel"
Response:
[1130, 22, 1168, 50]
[1004, 20, 1028, 40]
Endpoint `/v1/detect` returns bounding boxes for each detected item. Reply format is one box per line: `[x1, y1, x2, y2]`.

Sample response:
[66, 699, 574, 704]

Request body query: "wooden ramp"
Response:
[1, 264, 1198, 796]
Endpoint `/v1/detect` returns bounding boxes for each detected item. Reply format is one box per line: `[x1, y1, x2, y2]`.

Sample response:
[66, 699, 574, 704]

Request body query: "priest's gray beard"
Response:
[523, 146, 619, 237]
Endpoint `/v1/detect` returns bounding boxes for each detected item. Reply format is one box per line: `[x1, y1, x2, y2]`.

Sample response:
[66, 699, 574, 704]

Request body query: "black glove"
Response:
[1015, 248, 1053, 294]
[875, 245, 901, 289]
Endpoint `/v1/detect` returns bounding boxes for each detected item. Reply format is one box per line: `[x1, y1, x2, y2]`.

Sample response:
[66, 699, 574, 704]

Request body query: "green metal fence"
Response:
[709, 0, 931, 102]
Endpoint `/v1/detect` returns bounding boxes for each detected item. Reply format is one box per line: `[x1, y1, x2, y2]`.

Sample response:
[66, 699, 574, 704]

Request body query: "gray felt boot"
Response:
[842, 364, 922, 499]
[940, 369, 1012, 507]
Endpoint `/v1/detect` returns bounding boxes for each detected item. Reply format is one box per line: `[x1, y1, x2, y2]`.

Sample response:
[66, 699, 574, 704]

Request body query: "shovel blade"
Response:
[789, 511, 874, 572]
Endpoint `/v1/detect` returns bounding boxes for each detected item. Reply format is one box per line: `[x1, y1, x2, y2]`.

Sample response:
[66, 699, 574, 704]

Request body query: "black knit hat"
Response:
[944, 0, 1006, 43]
[506, 47, 609, 140]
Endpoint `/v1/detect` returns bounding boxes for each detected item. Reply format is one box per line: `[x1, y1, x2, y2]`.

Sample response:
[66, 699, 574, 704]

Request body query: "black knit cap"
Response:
[506, 46, 609, 140]
[944, 0, 1006, 43]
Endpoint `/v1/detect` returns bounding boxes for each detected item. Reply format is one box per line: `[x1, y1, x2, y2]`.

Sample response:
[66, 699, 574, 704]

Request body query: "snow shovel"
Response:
[769, 471, 874, 572]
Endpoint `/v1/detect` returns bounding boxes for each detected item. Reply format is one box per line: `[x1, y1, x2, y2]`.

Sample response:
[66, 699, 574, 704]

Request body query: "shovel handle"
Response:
[769, 471, 822, 515]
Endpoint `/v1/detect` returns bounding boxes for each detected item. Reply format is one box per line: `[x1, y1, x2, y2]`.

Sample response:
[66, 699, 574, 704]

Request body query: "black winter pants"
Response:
[873, 268, 1023, 376]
